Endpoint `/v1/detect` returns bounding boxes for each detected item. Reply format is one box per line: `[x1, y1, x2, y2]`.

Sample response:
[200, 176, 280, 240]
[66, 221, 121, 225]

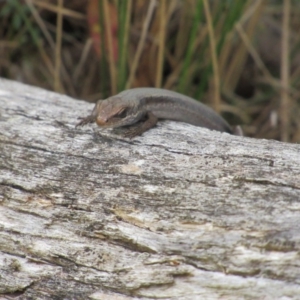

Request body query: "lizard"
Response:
[76, 87, 242, 138]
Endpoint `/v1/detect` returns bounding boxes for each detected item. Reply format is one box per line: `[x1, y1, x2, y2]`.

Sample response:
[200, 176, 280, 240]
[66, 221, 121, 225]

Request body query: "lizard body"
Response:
[76, 88, 242, 138]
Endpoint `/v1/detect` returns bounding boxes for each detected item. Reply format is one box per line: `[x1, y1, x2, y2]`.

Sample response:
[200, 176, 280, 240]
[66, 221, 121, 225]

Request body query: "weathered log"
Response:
[0, 79, 300, 299]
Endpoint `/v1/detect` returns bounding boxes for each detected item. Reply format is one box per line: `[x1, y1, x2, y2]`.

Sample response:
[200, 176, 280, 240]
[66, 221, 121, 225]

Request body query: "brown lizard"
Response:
[76, 88, 242, 138]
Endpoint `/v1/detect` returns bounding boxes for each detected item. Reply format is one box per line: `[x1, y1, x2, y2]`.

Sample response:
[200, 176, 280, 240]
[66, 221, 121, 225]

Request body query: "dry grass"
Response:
[1, 0, 300, 142]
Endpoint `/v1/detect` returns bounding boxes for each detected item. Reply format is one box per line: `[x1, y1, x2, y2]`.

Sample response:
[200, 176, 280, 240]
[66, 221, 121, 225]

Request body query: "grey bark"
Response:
[0, 78, 300, 300]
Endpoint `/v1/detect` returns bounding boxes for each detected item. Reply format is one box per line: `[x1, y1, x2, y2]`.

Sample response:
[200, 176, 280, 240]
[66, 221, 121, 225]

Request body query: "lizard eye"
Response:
[116, 107, 129, 119]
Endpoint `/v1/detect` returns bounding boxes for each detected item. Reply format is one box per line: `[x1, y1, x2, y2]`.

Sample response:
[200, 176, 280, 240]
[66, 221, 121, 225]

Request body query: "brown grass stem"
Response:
[280, 0, 291, 142]
[155, 0, 167, 88]
[203, 0, 220, 112]
[103, 0, 117, 95]
[31, 0, 85, 19]
[54, 0, 63, 92]
[126, 0, 156, 89]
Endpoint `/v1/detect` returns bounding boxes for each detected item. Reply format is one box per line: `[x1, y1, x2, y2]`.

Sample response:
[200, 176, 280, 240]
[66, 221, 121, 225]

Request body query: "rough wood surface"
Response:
[0, 78, 300, 299]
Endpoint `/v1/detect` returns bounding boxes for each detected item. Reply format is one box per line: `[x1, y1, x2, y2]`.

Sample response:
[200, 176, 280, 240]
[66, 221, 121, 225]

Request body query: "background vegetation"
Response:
[1, 0, 300, 142]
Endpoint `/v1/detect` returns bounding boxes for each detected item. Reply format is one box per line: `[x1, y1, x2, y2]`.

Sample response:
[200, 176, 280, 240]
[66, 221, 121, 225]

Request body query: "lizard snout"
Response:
[96, 116, 107, 126]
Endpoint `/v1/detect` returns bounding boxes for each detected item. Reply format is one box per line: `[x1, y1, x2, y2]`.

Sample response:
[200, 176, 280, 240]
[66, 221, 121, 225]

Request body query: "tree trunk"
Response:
[1, 79, 300, 299]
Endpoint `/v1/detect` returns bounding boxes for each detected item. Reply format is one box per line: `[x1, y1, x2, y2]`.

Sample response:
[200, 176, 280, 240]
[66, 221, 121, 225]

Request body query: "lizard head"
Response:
[76, 96, 144, 129]
[94, 97, 139, 128]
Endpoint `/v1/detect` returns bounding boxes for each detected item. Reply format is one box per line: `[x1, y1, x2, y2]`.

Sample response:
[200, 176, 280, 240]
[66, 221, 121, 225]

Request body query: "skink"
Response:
[76, 88, 242, 138]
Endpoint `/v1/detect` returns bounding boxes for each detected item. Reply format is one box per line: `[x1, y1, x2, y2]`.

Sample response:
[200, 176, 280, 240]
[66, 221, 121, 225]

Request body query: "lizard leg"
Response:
[76, 115, 96, 127]
[124, 111, 158, 139]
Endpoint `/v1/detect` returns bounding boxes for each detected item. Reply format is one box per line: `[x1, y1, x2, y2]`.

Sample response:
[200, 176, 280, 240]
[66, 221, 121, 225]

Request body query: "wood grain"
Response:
[0, 79, 300, 299]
